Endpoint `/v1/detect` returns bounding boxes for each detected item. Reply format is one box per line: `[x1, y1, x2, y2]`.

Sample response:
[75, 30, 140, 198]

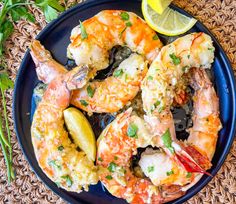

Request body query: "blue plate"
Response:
[13, 0, 236, 203]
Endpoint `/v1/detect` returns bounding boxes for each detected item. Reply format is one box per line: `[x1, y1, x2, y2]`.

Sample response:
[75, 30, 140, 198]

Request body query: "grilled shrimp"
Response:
[141, 32, 219, 174]
[71, 53, 148, 113]
[31, 65, 98, 192]
[139, 68, 221, 193]
[30, 10, 162, 113]
[97, 108, 185, 204]
[68, 10, 163, 77]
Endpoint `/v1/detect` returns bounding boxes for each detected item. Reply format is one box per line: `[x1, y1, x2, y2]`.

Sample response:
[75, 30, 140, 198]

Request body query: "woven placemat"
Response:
[0, 0, 235, 203]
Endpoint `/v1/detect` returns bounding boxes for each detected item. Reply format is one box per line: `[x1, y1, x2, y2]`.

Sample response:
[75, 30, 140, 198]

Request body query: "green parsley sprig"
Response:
[0, 68, 14, 182]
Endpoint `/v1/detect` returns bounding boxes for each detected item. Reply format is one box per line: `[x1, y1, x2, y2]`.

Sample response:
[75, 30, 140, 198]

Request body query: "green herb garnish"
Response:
[169, 53, 181, 65]
[80, 100, 88, 106]
[98, 157, 103, 162]
[147, 76, 153, 80]
[186, 172, 192, 178]
[166, 170, 174, 176]
[125, 21, 132, 27]
[120, 12, 129, 21]
[87, 85, 95, 98]
[153, 34, 159, 40]
[61, 175, 73, 187]
[113, 69, 123, 77]
[147, 166, 154, 173]
[48, 160, 61, 170]
[161, 129, 174, 154]
[57, 145, 64, 151]
[127, 123, 138, 138]
[105, 175, 113, 180]
[79, 20, 88, 40]
[114, 156, 118, 160]
[108, 162, 117, 172]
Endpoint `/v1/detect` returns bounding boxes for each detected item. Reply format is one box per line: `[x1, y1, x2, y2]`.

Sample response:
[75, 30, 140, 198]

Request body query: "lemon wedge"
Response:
[147, 0, 173, 14]
[142, 0, 197, 36]
[64, 107, 96, 161]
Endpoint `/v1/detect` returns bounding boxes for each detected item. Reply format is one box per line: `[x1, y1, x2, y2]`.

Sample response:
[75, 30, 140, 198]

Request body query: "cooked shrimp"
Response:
[140, 68, 221, 193]
[68, 10, 163, 78]
[71, 53, 148, 113]
[30, 10, 163, 113]
[97, 108, 185, 204]
[31, 65, 98, 192]
[30, 40, 67, 84]
[141, 32, 218, 173]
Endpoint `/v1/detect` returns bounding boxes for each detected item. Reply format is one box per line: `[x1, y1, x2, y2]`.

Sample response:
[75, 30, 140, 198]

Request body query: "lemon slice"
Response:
[64, 107, 96, 161]
[142, 0, 197, 36]
[147, 0, 173, 14]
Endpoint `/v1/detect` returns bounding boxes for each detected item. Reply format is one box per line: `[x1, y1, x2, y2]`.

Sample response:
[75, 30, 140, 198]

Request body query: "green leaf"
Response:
[57, 145, 64, 151]
[153, 34, 159, 40]
[0, 72, 14, 92]
[108, 162, 117, 172]
[48, 160, 61, 170]
[113, 69, 123, 77]
[79, 20, 88, 40]
[169, 53, 181, 65]
[0, 20, 14, 42]
[43, 5, 59, 22]
[61, 175, 73, 187]
[86, 85, 95, 98]
[120, 12, 129, 21]
[125, 21, 132, 27]
[105, 175, 112, 180]
[127, 123, 138, 138]
[80, 100, 88, 106]
[161, 128, 174, 153]
[10, 6, 35, 23]
[98, 157, 103, 162]
[166, 170, 174, 176]
[186, 172, 192, 178]
[48, 0, 65, 12]
[147, 76, 153, 80]
[147, 166, 154, 173]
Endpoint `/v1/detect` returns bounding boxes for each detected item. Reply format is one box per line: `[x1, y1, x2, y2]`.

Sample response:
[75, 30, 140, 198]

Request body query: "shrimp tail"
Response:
[172, 142, 212, 176]
[160, 185, 186, 203]
[30, 40, 67, 84]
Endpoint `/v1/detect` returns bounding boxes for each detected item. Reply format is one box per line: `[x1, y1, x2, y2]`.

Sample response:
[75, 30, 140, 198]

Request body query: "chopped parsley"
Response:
[127, 123, 138, 138]
[48, 160, 61, 170]
[153, 34, 159, 40]
[57, 145, 64, 151]
[87, 85, 95, 98]
[126, 21, 132, 27]
[79, 20, 88, 40]
[114, 156, 118, 160]
[105, 175, 113, 180]
[98, 157, 103, 162]
[182, 66, 189, 73]
[147, 76, 153, 80]
[113, 69, 124, 77]
[166, 170, 174, 176]
[108, 162, 117, 172]
[147, 166, 154, 173]
[208, 47, 214, 51]
[120, 12, 129, 21]
[187, 54, 190, 59]
[169, 53, 181, 65]
[80, 100, 88, 106]
[161, 129, 174, 154]
[186, 172, 192, 178]
[61, 175, 73, 187]
[158, 106, 164, 113]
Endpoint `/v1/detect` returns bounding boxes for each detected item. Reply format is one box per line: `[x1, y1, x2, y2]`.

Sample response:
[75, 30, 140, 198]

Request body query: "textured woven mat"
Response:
[0, 0, 235, 203]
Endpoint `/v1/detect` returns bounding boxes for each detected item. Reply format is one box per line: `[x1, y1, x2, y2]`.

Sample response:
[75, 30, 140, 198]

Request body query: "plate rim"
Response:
[12, 0, 236, 203]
